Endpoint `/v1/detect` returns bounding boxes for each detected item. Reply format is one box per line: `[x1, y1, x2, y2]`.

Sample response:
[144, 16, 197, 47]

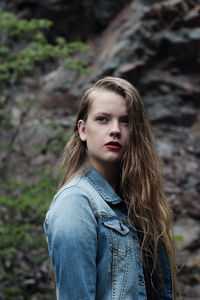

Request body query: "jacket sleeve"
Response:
[44, 186, 98, 300]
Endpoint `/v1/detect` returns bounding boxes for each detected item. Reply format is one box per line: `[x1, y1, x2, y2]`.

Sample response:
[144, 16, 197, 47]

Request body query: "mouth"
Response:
[105, 141, 121, 150]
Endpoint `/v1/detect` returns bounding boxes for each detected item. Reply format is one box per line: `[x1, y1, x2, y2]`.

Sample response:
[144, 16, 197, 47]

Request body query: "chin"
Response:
[105, 157, 121, 163]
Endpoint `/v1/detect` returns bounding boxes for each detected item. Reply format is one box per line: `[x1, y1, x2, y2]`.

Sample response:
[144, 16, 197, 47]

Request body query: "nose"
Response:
[109, 121, 121, 137]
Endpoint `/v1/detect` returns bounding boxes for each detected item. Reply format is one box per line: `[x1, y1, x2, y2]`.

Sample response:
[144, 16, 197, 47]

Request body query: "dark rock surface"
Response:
[3, 0, 131, 40]
[1, 0, 200, 299]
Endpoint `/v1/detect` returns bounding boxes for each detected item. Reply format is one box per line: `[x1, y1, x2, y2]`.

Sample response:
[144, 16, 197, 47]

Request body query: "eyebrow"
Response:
[95, 112, 111, 117]
[94, 112, 128, 118]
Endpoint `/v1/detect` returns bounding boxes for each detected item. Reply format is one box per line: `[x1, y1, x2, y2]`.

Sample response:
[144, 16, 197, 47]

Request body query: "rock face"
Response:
[3, 0, 131, 40]
[1, 0, 200, 299]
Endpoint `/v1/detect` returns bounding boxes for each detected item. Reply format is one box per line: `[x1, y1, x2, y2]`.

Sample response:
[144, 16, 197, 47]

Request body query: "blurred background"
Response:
[0, 0, 200, 299]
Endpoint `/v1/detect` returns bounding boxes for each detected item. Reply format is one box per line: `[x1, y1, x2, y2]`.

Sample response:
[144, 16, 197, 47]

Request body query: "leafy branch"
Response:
[0, 8, 90, 88]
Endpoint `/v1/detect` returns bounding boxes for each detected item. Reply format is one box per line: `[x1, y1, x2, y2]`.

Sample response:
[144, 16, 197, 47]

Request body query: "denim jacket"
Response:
[44, 167, 173, 300]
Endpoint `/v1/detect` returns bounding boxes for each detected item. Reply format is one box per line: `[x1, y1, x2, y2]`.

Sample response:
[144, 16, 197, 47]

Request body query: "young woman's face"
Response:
[78, 90, 129, 172]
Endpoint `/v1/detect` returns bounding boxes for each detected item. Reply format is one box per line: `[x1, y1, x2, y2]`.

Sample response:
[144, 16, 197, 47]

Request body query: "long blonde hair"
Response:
[60, 77, 177, 298]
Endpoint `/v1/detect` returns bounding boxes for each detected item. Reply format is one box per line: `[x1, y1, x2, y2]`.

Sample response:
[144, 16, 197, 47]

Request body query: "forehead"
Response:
[89, 90, 128, 115]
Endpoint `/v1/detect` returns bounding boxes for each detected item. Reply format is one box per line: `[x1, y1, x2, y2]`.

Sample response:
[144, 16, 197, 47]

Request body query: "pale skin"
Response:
[78, 90, 129, 190]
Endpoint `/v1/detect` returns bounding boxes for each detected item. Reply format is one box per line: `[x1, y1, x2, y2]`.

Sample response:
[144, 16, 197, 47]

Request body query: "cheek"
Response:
[123, 128, 129, 143]
[86, 127, 97, 140]
[86, 123, 105, 140]
[85, 127, 101, 147]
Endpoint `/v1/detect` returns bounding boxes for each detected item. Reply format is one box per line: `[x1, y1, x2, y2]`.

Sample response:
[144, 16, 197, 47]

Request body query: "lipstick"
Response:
[105, 141, 121, 150]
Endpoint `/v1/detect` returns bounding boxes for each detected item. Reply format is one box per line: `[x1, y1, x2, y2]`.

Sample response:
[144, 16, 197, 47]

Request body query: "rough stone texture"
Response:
[1, 0, 200, 298]
[2, 0, 131, 40]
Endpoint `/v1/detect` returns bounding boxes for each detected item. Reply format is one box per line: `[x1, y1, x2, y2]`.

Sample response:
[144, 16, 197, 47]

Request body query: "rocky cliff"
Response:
[1, 0, 200, 299]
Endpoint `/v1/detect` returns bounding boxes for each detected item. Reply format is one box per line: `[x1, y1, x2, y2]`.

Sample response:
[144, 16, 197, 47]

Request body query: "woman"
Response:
[44, 77, 177, 299]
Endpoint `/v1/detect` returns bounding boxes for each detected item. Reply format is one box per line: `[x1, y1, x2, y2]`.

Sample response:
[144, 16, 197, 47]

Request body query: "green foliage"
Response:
[0, 8, 89, 179]
[0, 8, 90, 88]
[174, 235, 184, 243]
[66, 59, 91, 74]
[0, 8, 89, 299]
[0, 176, 58, 299]
[0, 111, 14, 130]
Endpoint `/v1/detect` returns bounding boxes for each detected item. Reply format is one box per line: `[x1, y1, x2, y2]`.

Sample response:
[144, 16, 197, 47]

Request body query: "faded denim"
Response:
[44, 167, 173, 300]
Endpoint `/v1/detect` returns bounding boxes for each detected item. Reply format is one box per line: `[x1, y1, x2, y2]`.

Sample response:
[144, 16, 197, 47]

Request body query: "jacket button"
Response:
[139, 276, 145, 286]
[133, 235, 138, 241]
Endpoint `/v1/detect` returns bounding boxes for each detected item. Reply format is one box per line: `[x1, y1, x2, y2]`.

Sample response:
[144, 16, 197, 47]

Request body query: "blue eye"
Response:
[121, 118, 129, 125]
[96, 116, 107, 122]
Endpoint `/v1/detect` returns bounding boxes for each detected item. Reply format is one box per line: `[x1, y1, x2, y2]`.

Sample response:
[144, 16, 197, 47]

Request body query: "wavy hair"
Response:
[59, 77, 177, 298]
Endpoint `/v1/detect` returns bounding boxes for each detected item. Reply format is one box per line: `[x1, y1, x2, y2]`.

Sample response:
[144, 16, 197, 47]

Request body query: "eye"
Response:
[121, 118, 129, 126]
[96, 116, 108, 123]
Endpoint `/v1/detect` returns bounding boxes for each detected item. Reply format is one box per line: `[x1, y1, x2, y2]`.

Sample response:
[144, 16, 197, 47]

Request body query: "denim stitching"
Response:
[112, 251, 118, 300]
[120, 237, 131, 300]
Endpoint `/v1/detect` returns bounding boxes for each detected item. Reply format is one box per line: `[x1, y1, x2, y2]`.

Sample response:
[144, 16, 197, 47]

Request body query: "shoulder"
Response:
[44, 176, 98, 235]
[55, 174, 97, 202]
[46, 175, 101, 221]
[50, 176, 91, 209]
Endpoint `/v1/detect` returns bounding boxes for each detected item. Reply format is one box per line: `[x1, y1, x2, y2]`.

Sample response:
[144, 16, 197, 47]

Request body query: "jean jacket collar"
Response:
[85, 167, 122, 205]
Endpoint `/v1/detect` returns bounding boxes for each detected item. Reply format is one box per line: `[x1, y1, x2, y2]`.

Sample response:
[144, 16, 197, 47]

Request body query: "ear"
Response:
[78, 120, 87, 142]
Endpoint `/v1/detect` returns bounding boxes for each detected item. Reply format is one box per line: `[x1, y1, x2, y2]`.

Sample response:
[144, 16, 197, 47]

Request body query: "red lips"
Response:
[105, 141, 121, 150]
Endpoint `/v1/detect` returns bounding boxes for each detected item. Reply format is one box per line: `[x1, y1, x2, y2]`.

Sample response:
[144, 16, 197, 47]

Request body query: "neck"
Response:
[87, 159, 120, 191]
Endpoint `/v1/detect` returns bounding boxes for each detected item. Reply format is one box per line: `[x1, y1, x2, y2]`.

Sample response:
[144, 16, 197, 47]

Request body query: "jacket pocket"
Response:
[102, 217, 133, 299]
[103, 218, 130, 235]
[103, 217, 132, 256]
